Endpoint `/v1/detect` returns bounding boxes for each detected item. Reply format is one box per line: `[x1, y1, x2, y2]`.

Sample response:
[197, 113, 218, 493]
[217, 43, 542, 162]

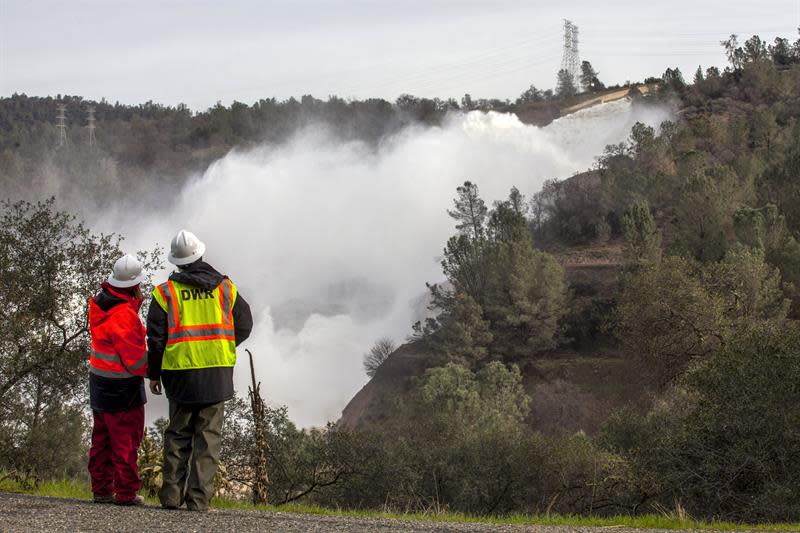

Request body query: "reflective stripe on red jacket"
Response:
[88, 284, 148, 378]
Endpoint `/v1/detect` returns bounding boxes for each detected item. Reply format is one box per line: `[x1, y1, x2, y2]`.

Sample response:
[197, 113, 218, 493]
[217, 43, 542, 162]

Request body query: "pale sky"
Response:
[1, 0, 798, 111]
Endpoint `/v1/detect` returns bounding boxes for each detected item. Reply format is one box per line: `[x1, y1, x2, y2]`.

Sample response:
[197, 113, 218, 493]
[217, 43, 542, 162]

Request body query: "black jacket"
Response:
[90, 287, 147, 412]
[146, 261, 253, 405]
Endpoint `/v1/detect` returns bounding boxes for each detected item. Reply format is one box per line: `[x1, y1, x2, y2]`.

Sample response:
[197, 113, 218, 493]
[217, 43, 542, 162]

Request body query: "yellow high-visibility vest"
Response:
[152, 279, 238, 371]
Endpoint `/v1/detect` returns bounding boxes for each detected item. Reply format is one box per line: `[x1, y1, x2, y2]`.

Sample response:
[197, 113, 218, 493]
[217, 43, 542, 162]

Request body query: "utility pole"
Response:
[56, 104, 68, 148]
[246, 349, 270, 504]
[559, 20, 581, 90]
[86, 105, 96, 147]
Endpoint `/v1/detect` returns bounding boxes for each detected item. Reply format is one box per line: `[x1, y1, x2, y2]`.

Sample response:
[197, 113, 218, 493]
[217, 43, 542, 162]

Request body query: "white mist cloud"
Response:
[109, 99, 671, 428]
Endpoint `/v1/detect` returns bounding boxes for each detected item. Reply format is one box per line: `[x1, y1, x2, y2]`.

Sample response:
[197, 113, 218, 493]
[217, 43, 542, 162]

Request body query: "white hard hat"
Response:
[168, 229, 206, 266]
[107, 254, 145, 288]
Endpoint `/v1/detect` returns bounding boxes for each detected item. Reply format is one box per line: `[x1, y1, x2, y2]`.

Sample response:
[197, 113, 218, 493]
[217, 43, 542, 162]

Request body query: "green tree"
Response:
[769, 36, 797, 66]
[621, 200, 662, 264]
[722, 34, 745, 69]
[515, 84, 544, 105]
[436, 183, 490, 306]
[556, 69, 577, 98]
[533, 175, 613, 245]
[507, 186, 527, 216]
[431, 186, 567, 363]
[734, 204, 800, 314]
[448, 181, 487, 240]
[704, 245, 789, 325]
[482, 232, 567, 359]
[486, 195, 529, 243]
[616, 256, 725, 385]
[675, 324, 800, 520]
[603, 324, 800, 521]
[672, 166, 741, 262]
[426, 292, 492, 369]
[661, 67, 686, 92]
[759, 123, 800, 234]
[579, 61, 604, 92]
[742, 35, 768, 63]
[437, 181, 489, 307]
[616, 246, 788, 386]
[390, 362, 531, 513]
[693, 65, 704, 84]
[0, 199, 161, 478]
[695, 65, 724, 98]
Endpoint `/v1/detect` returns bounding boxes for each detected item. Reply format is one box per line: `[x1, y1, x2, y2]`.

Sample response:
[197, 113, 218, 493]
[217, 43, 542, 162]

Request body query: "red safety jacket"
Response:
[88, 284, 148, 378]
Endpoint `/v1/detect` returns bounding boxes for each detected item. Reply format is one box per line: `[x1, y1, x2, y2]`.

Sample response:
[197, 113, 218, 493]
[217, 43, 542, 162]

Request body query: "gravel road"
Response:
[0, 492, 739, 533]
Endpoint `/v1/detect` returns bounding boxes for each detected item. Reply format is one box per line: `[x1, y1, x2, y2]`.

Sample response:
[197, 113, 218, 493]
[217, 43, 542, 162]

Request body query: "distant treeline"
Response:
[0, 94, 435, 206]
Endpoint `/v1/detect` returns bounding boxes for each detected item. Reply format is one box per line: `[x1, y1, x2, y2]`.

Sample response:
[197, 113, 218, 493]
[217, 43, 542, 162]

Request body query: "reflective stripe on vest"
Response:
[153, 278, 238, 370]
[167, 325, 236, 344]
[157, 283, 179, 330]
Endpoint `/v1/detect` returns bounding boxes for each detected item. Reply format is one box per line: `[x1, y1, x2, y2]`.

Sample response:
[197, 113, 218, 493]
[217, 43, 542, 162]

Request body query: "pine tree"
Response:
[622, 200, 662, 264]
[507, 186, 527, 217]
[556, 69, 577, 98]
[693, 65, 705, 85]
[448, 181, 487, 240]
[662, 67, 686, 91]
[434, 186, 567, 363]
[516, 84, 543, 105]
[428, 292, 493, 369]
[579, 61, 604, 92]
[482, 234, 567, 359]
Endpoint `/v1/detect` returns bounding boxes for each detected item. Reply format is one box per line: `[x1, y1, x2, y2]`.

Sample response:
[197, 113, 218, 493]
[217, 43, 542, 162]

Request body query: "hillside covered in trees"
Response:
[2, 32, 800, 522]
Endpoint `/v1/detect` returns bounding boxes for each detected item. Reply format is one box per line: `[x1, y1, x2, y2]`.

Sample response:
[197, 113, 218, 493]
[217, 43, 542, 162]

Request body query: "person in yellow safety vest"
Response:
[146, 229, 252, 512]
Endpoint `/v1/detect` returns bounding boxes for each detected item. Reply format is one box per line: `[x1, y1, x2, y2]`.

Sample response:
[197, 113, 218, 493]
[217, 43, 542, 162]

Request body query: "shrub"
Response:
[602, 324, 800, 521]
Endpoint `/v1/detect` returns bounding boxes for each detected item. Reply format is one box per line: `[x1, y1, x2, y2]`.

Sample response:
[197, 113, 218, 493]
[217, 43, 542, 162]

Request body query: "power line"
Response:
[354, 44, 561, 97]
[401, 52, 561, 98]
[217, 30, 563, 102]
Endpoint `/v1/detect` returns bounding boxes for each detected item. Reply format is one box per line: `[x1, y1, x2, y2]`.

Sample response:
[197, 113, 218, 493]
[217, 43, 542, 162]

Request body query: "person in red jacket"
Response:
[88, 254, 149, 506]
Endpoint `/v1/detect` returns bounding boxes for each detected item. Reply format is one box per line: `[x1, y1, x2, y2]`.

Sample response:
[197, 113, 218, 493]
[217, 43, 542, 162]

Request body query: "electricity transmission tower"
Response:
[56, 104, 68, 147]
[86, 106, 96, 147]
[560, 20, 581, 89]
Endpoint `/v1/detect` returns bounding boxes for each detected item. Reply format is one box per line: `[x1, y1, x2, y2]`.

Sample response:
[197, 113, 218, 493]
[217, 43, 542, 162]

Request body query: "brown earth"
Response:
[514, 84, 657, 128]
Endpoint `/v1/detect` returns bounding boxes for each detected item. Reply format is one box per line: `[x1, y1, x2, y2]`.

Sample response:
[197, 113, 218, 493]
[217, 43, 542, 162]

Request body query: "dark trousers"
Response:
[159, 400, 224, 511]
[88, 405, 144, 502]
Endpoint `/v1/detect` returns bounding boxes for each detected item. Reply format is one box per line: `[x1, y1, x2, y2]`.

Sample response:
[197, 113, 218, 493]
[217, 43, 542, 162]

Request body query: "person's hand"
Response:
[149, 379, 162, 395]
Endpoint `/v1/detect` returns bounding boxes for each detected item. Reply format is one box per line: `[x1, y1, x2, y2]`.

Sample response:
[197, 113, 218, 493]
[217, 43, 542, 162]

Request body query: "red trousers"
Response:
[88, 405, 144, 502]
